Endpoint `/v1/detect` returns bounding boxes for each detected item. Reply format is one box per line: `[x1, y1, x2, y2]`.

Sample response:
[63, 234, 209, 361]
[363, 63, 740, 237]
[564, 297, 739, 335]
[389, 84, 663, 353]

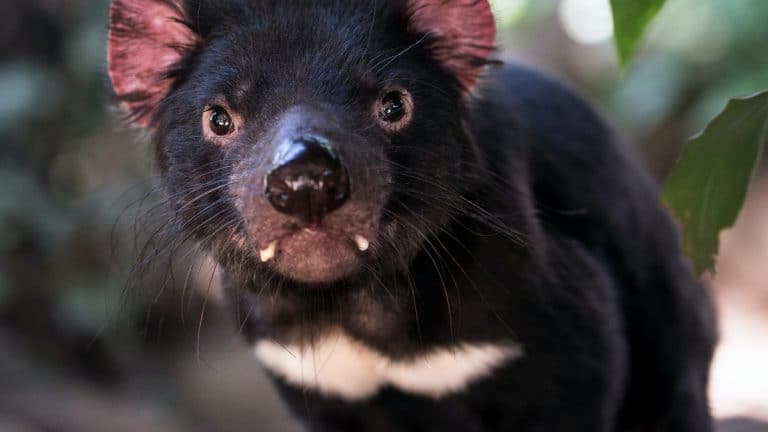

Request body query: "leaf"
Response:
[663, 91, 768, 275]
[609, 0, 666, 66]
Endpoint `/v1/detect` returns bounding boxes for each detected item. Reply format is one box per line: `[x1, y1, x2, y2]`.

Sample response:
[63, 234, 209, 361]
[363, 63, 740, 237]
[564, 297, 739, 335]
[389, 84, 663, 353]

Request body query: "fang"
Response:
[354, 235, 370, 252]
[260, 241, 277, 262]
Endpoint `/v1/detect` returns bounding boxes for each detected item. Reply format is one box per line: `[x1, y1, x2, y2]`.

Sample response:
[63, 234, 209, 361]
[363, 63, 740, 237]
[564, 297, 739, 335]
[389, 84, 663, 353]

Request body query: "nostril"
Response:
[265, 137, 350, 224]
[269, 192, 290, 209]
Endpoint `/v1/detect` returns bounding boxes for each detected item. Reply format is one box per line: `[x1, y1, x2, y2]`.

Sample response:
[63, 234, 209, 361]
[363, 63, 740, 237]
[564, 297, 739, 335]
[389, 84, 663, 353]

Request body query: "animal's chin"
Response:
[259, 229, 370, 284]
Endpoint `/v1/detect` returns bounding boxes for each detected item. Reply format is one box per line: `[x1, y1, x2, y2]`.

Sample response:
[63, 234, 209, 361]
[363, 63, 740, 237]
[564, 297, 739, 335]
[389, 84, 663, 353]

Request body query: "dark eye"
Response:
[376, 89, 413, 132]
[380, 91, 406, 123]
[208, 105, 234, 136]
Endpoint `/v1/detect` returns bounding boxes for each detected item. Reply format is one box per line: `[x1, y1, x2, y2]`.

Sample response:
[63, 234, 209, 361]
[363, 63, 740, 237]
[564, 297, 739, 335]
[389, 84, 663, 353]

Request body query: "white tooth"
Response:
[354, 235, 370, 252]
[260, 241, 277, 262]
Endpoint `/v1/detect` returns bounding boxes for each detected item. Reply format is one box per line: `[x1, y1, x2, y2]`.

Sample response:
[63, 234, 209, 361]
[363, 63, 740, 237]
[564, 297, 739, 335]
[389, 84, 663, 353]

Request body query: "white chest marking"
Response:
[254, 331, 523, 401]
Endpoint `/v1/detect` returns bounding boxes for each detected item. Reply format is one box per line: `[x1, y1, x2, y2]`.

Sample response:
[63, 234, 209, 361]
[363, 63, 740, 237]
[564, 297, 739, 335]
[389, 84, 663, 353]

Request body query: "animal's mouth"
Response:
[259, 230, 370, 262]
[257, 228, 374, 283]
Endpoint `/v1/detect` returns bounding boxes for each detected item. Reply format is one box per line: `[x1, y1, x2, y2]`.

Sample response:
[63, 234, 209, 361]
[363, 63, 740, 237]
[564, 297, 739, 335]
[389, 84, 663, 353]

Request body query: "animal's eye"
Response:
[208, 105, 234, 136]
[377, 89, 413, 131]
[381, 92, 405, 122]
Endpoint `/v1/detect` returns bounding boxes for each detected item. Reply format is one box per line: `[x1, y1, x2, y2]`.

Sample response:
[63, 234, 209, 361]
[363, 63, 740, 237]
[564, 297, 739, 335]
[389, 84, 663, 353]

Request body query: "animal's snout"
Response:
[265, 136, 350, 226]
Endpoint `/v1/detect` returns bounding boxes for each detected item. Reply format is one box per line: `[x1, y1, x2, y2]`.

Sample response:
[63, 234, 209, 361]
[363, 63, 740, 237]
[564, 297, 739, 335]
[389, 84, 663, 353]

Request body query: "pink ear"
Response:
[107, 0, 198, 126]
[409, 0, 496, 92]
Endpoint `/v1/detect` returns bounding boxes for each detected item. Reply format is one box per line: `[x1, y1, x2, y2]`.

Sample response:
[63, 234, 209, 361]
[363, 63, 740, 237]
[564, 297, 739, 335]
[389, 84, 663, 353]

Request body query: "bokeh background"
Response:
[1, 0, 767, 430]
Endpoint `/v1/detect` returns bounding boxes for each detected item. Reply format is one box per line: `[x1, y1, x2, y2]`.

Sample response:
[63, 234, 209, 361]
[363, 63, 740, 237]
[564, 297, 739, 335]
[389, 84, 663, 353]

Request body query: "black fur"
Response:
[113, 1, 716, 430]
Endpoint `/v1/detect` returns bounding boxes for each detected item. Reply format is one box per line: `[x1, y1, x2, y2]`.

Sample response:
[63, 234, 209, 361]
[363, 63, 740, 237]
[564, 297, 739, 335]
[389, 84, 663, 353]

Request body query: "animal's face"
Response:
[108, 0, 495, 285]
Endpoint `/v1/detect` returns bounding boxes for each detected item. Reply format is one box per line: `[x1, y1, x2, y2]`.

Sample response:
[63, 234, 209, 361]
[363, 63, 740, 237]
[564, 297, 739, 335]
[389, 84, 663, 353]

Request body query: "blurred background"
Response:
[1, 0, 766, 430]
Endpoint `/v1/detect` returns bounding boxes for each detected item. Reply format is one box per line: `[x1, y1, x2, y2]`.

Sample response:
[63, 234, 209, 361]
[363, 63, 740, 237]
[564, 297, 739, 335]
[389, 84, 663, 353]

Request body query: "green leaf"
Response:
[663, 91, 768, 275]
[610, 0, 666, 65]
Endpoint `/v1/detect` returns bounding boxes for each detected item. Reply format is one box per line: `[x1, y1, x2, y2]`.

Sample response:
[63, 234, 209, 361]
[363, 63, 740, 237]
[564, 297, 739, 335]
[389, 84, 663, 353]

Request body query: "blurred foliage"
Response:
[0, 0, 165, 354]
[632, 0, 768, 132]
[606, 0, 768, 274]
[610, 0, 666, 65]
[490, 0, 768, 143]
[663, 92, 768, 274]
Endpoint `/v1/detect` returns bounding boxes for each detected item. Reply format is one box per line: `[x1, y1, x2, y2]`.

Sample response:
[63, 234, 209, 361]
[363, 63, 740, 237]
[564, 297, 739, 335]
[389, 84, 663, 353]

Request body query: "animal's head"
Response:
[108, 0, 496, 286]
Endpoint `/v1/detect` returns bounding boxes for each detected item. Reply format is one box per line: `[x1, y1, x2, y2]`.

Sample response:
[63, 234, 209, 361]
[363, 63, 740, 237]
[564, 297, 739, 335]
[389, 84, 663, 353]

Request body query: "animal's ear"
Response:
[107, 0, 199, 127]
[408, 0, 496, 92]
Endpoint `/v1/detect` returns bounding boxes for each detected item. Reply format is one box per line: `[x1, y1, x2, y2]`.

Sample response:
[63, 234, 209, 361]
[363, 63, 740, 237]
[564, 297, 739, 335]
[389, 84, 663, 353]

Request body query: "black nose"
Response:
[265, 137, 350, 225]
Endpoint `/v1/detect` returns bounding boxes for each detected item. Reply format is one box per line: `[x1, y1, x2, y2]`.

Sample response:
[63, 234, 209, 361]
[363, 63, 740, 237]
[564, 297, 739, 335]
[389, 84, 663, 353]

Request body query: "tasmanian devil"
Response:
[106, 0, 717, 430]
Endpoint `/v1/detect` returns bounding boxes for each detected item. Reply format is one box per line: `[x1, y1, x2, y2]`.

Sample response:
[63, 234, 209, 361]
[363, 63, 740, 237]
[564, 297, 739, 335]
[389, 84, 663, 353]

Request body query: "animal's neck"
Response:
[254, 328, 524, 401]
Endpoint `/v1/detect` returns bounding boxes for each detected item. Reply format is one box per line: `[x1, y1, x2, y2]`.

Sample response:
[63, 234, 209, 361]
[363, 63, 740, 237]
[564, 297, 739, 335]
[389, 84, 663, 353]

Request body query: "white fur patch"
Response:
[254, 331, 523, 401]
